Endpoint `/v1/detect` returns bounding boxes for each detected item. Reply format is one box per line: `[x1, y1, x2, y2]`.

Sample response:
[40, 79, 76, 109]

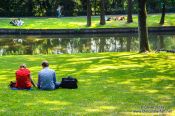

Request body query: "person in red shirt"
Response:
[14, 64, 36, 90]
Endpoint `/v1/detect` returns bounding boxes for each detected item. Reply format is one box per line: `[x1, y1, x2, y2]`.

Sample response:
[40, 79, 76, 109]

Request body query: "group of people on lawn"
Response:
[10, 5, 63, 27]
[11, 61, 61, 90]
[10, 18, 24, 26]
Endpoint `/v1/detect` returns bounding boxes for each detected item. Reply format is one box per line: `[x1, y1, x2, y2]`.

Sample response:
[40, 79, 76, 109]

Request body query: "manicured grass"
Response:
[0, 14, 175, 29]
[0, 52, 175, 115]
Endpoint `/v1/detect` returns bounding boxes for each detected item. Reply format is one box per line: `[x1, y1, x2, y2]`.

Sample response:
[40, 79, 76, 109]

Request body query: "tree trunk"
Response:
[127, 0, 133, 23]
[138, 0, 150, 53]
[159, 1, 165, 25]
[87, 0, 91, 27]
[100, 0, 106, 25]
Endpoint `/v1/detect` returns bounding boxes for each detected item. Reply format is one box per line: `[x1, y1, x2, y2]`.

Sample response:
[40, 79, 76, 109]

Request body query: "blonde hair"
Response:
[20, 64, 26, 68]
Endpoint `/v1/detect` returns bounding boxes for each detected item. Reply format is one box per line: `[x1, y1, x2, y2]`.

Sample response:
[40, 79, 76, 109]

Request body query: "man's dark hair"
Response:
[42, 61, 49, 67]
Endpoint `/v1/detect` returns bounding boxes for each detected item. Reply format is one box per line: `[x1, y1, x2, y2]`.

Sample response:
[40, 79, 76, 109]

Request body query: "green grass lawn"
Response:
[0, 52, 175, 115]
[0, 14, 175, 29]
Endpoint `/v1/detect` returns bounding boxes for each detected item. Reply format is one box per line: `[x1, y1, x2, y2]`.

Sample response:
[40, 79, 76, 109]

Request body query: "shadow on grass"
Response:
[0, 52, 175, 115]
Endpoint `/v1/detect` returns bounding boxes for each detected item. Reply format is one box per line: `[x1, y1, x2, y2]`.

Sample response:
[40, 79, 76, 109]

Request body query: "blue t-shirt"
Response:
[38, 67, 56, 90]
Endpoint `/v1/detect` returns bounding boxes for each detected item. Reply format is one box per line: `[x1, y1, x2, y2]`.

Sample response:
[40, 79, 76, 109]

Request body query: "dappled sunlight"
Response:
[0, 77, 10, 81]
[164, 85, 174, 90]
[170, 109, 175, 116]
[85, 108, 101, 112]
[67, 60, 92, 65]
[25, 57, 42, 61]
[25, 102, 38, 107]
[152, 76, 175, 83]
[118, 79, 136, 85]
[0, 109, 5, 112]
[144, 89, 159, 94]
[38, 100, 71, 106]
[79, 78, 97, 86]
[68, 22, 85, 26]
[118, 74, 175, 94]
[30, 66, 41, 71]
[98, 59, 111, 63]
[84, 64, 142, 73]
[159, 95, 172, 104]
[1, 14, 175, 29]
[59, 68, 77, 72]
[105, 77, 117, 84]
[121, 112, 171, 116]
[0, 70, 15, 74]
[49, 107, 62, 111]
[0, 53, 175, 115]
[85, 105, 117, 113]
[85, 65, 118, 73]
[67, 56, 108, 62]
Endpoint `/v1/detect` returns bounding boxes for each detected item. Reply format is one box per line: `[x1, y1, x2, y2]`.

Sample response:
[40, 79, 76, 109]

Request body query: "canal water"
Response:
[0, 33, 175, 55]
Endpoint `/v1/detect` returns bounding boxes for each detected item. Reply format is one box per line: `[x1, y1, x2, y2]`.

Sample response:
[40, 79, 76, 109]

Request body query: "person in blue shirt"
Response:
[37, 61, 60, 90]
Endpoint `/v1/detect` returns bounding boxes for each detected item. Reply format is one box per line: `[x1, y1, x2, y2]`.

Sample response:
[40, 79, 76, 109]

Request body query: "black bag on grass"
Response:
[60, 76, 78, 89]
[9, 81, 16, 88]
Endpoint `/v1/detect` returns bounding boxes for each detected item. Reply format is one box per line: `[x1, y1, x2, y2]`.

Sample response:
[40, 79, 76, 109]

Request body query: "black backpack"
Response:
[60, 76, 78, 89]
[9, 81, 16, 88]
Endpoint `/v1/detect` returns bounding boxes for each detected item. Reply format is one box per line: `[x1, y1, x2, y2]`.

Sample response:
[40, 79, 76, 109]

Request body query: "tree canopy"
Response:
[0, 0, 174, 17]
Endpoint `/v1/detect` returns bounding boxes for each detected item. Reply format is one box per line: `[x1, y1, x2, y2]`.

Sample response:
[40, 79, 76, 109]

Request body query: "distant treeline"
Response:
[0, 0, 174, 17]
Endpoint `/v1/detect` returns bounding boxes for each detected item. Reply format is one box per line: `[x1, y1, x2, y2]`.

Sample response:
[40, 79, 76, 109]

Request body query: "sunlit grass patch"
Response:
[0, 14, 174, 29]
[0, 52, 175, 115]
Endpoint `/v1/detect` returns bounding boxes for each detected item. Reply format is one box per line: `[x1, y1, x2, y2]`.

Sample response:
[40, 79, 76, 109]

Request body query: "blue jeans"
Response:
[37, 82, 61, 90]
[55, 82, 61, 89]
[57, 11, 61, 17]
[11, 87, 32, 90]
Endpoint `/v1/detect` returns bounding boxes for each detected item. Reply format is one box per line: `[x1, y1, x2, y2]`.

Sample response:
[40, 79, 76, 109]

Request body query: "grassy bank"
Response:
[0, 14, 175, 29]
[0, 52, 175, 115]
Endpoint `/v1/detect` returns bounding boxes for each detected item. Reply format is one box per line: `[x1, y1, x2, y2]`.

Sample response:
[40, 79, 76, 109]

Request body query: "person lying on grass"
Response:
[10, 18, 24, 26]
[37, 61, 61, 90]
[10, 64, 36, 90]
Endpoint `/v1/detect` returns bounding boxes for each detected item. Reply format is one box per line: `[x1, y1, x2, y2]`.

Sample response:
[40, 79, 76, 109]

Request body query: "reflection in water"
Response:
[0, 33, 175, 55]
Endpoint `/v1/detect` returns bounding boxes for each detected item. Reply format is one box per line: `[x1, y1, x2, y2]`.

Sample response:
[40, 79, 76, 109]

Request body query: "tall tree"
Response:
[87, 0, 91, 26]
[138, 0, 150, 53]
[100, 0, 106, 25]
[127, 0, 133, 23]
[159, 0, 166, 25]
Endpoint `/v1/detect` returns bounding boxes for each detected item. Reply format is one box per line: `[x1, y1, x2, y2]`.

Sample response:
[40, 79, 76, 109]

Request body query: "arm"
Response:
[37, 73, 41, 89]
[29, 74, 36, 87]
[53, 72, 56, 84]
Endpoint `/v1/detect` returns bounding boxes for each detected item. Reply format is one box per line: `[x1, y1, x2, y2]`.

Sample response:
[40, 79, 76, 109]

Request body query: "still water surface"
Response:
[0, 33, 175, 55]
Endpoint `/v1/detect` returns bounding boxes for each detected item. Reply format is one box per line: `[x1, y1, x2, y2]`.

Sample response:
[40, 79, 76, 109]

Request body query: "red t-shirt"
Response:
[15, 68, 32, 89]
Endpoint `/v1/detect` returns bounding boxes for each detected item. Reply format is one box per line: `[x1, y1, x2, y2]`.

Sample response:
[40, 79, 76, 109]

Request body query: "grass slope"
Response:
[0, 14, 174, 29]
[0, 52, 175, 115]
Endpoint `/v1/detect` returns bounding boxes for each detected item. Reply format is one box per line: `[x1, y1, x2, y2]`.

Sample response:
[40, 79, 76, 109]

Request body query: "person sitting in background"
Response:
[37, 61, 60, 90]
[11, 64, 36, 90]
[10, 18, 24, 26]
[16, 18, 24, 26]
[10, 19, 18, 26]
[114, 16, 125, 21]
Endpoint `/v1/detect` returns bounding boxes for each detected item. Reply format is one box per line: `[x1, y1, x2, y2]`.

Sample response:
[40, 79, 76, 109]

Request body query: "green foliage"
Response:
[0, 0, 175, 16]
[0, 52, 175, 115]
